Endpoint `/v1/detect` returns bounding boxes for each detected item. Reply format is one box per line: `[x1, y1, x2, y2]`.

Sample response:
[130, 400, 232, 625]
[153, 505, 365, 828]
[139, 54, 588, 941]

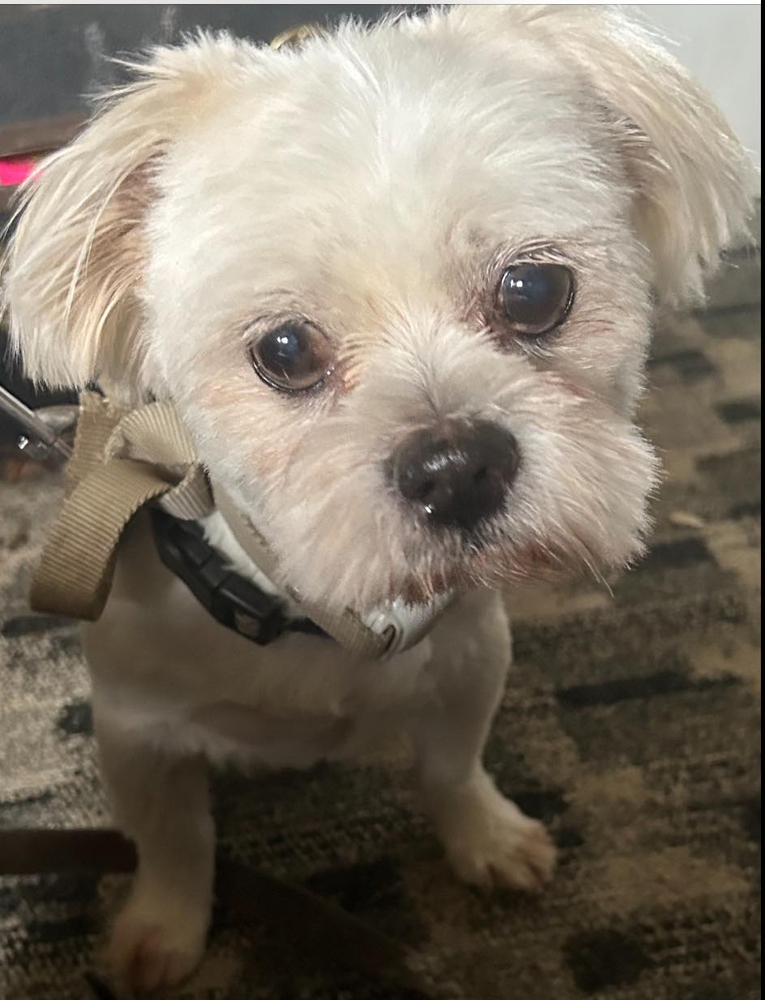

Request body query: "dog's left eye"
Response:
[499, 263, 574, 337]
[250, 321, 334, 392]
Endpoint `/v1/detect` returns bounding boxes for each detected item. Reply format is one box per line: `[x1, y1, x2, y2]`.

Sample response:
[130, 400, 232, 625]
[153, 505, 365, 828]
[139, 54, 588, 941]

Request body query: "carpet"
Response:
[0, 244, 760, 999]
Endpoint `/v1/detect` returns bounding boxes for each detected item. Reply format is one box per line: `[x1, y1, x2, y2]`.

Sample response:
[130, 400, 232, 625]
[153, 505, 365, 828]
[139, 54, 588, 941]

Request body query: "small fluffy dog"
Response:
[2, 5, 756, 993]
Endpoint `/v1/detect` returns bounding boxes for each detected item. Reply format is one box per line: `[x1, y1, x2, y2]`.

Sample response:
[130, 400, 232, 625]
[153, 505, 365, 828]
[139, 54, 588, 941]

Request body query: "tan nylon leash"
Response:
[30, 392, 213, 620]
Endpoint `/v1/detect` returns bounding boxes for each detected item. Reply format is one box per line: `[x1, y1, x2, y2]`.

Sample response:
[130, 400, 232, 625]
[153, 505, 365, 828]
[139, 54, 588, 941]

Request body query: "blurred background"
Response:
[0, 7, 760, 1000]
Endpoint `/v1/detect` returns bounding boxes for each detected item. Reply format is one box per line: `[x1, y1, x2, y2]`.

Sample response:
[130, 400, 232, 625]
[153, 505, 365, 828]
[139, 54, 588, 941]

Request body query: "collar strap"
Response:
[150, 507, 329, 645]
[30, 392, 449, 659]
[213, 483, 394, 658]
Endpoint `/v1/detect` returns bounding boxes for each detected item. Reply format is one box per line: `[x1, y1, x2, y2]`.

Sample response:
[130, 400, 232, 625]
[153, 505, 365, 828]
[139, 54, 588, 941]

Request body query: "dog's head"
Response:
[2, 6, 756, 611]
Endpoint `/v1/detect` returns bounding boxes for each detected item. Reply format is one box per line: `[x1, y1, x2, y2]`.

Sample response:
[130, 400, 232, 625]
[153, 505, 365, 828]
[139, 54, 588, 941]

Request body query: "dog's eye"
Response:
[250, 321, 334, 391]
[499, 263, 574, 336]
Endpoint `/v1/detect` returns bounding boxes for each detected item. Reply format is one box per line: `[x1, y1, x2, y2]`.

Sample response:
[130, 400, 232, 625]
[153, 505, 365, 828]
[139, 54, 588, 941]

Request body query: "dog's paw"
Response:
[107, 895, 208, 995]
[438, 779, 557, 893]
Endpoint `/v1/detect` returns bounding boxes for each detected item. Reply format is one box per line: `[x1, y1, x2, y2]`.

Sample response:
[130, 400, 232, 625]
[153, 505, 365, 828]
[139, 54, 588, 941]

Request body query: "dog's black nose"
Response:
[389, 419, 520, 532]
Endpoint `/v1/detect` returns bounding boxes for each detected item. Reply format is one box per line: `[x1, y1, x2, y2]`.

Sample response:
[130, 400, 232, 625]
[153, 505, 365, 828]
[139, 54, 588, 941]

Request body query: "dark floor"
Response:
[0, 240, 761, 999]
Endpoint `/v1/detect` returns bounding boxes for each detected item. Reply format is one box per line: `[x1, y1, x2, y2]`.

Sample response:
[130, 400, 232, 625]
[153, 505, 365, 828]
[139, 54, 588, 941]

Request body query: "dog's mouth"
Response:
[393, 537, 576, 606]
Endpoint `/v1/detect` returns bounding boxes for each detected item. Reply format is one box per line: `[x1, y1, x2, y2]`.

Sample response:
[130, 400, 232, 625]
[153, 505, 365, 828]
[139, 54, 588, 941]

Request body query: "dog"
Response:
[1, 5, 756, 994]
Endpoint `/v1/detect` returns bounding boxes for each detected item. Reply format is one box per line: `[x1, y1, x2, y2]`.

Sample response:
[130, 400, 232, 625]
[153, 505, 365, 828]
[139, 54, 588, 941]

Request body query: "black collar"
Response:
[150, 507, 329, 645]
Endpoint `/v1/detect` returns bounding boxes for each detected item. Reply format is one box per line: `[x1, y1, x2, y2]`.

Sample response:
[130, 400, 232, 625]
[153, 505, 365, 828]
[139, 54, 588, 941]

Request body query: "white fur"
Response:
[0, 6, 757, 993]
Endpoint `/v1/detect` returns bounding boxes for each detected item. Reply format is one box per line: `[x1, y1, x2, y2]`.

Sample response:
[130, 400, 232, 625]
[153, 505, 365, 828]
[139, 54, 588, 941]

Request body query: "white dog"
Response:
[1, 5, 756, 994]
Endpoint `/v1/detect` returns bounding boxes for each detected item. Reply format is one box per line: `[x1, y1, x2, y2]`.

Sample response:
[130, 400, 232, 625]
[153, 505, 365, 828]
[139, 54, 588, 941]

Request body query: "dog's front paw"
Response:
[435, 776, 557, 893]
[107, 893, 208, 995]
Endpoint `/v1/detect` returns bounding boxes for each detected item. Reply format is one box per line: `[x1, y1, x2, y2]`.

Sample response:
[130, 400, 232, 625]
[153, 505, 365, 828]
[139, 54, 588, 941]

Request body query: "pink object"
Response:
[0, 156, 39, 186]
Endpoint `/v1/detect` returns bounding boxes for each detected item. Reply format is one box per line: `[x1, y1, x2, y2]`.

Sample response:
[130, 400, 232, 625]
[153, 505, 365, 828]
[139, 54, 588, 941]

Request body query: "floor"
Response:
[0, 238, 760, 999]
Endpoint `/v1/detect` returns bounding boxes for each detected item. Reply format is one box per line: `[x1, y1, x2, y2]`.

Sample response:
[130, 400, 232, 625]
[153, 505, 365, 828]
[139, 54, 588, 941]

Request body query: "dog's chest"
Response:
[189, 700, 372, 768]
[174, 638, 438, 768]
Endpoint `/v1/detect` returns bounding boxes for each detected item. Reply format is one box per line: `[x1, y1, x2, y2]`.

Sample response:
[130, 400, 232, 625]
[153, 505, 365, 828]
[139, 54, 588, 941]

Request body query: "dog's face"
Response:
[2, 7, 756, 612]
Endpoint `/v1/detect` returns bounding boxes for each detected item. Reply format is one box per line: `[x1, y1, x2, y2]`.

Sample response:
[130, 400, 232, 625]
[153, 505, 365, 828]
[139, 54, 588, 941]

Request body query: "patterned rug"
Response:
[0, 242, 760, 999]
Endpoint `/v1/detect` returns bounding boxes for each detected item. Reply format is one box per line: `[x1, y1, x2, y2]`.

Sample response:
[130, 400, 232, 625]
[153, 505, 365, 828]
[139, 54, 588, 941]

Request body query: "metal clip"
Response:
[363, 593, 454, 660]
[0, 385, 76, 464]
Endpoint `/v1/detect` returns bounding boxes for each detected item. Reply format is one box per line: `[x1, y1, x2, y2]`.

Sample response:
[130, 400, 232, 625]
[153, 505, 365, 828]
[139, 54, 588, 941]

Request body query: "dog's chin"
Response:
[388, 536, 615, 608]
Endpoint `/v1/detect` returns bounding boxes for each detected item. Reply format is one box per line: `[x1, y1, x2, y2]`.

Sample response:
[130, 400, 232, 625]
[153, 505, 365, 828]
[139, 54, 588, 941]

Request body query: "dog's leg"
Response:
[413, 591, 556, 892]
[97, 722, 213, 993]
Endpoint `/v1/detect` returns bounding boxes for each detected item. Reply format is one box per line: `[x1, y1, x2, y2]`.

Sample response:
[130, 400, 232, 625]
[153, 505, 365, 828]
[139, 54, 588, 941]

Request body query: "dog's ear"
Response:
[440, 5, 758, 305]
[1, 33, 253, 390]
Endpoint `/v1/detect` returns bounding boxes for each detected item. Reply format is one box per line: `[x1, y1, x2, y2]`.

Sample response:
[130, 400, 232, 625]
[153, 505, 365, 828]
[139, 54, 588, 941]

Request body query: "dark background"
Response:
[0, 5, 407, 130]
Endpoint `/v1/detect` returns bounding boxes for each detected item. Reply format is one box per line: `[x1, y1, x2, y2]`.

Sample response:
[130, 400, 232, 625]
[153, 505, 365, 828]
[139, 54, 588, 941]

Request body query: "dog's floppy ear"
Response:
[442, 5, 758, 305]
[1, 33, 252, 390]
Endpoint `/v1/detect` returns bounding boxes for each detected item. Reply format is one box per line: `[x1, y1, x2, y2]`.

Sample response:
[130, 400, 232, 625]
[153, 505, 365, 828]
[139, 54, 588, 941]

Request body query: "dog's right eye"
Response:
[250, 321, 334, 392]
